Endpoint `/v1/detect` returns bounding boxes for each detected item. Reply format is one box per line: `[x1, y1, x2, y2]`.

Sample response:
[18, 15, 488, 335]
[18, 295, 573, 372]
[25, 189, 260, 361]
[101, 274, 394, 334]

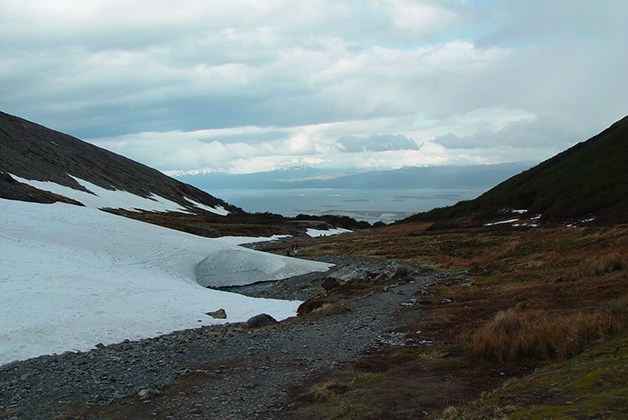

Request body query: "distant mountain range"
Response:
[174, 163, 535, 192]
[0, 111, 239, 216]
[405, 114, 628, 226]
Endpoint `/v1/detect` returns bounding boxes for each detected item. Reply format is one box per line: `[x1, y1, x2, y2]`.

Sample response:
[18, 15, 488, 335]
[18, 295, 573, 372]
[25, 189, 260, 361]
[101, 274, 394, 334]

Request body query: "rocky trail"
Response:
[0, 256, 449, 420]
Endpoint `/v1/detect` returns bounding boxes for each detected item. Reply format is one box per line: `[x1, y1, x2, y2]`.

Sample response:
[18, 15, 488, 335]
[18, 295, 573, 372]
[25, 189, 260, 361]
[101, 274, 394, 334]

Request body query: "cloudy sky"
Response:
[2, 0, 627, 175]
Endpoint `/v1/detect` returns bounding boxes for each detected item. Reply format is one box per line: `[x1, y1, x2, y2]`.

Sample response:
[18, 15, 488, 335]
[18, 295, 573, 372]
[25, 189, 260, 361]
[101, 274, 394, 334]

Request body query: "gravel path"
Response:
[0, 257, 447, 420]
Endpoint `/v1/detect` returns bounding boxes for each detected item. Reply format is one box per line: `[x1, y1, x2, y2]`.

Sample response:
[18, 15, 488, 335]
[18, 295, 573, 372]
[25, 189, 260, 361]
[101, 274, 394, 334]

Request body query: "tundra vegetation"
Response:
[268, 222, 628, 419]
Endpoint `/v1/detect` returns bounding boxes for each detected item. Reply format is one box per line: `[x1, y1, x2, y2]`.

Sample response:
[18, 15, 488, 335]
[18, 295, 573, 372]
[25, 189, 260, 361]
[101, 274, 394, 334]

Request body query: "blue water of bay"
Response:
[209, 187, 486, 223]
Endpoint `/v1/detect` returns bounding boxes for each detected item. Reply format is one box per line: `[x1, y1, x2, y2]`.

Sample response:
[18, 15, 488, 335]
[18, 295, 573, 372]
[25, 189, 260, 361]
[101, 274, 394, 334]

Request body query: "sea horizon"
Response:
[206, 187, 487, 224]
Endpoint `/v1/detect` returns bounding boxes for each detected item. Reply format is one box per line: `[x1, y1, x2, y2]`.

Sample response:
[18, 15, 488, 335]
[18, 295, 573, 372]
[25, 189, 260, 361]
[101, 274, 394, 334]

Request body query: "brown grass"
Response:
[278, 222, 628, 419]
[565, 253, 626, 281]
[469, 298, 628, 362]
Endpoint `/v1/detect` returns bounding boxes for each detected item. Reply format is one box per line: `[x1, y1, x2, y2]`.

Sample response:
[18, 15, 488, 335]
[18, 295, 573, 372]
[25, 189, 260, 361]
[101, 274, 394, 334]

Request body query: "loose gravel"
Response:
[0, 257, 448, 420]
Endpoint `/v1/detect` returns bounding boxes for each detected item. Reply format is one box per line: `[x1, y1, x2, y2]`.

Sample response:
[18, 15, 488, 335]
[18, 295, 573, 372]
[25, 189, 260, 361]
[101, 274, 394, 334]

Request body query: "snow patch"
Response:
[216, 235, 290, 246]
[12, 174, 189, 213]
[0, 199, 331, 366]
[567, 216, 596, 228]
[306, 227, 353, 237]
[184, 197, 230, 216]
[196, 248, 324, 288]
[483, 218, 520, 227]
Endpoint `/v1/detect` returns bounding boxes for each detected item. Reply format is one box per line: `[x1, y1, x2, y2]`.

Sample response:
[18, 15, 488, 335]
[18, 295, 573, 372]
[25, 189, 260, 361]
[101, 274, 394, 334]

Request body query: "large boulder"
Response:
[206, 309, 227, 319]
[243, 313, 278, 329]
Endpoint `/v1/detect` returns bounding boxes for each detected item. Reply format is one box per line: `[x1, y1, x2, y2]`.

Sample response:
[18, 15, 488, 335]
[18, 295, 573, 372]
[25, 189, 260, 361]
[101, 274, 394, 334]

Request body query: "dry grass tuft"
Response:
[311, 302, 350, 316]
[567, 253, 626, 281]
[469, 297, 628, 362]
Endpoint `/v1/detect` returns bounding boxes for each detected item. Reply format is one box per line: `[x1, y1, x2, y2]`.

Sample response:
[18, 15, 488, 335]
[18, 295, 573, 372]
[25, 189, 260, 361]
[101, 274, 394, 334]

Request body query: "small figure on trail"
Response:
[291, 243, 295, 251]
[294, 248, 298, 257]
[286, 248, 291, 256]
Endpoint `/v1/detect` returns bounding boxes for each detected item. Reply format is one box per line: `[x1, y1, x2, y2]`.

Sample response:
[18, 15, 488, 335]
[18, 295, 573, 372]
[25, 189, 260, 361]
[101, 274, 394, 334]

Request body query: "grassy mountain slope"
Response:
[404, 115, 628, 225]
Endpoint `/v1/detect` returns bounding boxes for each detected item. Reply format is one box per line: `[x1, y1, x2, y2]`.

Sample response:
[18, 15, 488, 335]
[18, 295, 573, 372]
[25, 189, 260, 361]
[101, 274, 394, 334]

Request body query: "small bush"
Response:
[469, 297, 628, 362]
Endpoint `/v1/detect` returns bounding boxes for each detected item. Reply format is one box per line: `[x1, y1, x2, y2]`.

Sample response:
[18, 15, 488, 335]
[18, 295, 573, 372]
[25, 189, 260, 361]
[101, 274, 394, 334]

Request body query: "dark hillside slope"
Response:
[0, 111, 238, 214]
[404, 115, 628, 225]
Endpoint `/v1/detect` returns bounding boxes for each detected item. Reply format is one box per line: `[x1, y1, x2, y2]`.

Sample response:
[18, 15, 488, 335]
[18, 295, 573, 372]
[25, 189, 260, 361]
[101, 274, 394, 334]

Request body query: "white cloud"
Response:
[384, 0, 462, 34]
[338, 134, 419, 152]
[1, 0, 627, 174]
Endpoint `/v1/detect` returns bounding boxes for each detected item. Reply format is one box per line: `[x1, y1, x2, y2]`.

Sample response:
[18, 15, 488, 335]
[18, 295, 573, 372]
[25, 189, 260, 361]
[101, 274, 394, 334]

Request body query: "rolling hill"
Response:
[404, 114, 628, 226]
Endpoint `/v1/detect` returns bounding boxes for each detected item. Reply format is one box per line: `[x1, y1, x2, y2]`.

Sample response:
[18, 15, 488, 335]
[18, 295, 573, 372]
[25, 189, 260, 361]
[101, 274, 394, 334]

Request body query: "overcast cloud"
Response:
[1, 0, 627, 174]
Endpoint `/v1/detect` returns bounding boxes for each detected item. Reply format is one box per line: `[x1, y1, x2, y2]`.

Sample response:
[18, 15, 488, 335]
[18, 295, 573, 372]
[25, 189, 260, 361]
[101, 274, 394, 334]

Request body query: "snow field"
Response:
[306, 227, 353, 237]
[11, 174, 229, 216]
[0, 199, 332, 366]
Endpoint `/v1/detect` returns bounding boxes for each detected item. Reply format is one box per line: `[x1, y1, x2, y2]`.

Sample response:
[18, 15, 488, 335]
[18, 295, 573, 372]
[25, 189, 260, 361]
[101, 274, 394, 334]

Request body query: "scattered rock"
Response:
[321, 277, 341, 291]
[389, 267, 409, 281]
[297, 298, 327, 316]
[206, 309, 227, 319]
[243, 313, 278, 329]
[327, 266, 370, 284]
[374, 273, 389, 282]
[138, 388, 159, 400]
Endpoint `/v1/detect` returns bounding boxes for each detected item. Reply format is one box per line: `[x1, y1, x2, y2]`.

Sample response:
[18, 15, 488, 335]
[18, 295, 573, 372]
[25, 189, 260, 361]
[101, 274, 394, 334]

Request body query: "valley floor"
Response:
[1, 256, 443, 420]
[3, 223, 628, 420]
